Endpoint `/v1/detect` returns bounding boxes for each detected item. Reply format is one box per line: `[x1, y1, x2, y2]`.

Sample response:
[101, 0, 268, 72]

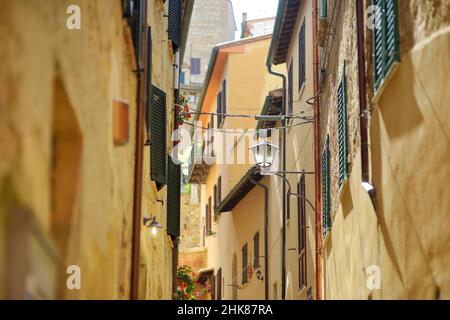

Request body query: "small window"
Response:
[298, 174, 307, 289]
[191, 58, 201, 75]
[179, 71, 185, 85]
[189, 94, 195, 103]
[242, 243, 248, 284]
[217, 92, 223, 127]
[253, 232, 260, 268]
[373, 0, 400, 92]
[298, 20, 306, 91]
[288, 60, 294, 114]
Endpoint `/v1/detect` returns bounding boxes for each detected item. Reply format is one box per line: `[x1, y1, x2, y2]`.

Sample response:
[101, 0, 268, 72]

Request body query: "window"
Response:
[297, 175, 307, 289]
[322, 136, 331, 235]
[213, 184, 217, 214]
[217, 176, 222, 206]
[191, 58, 201, 75]
[287, 190, 291, 220]
[123, 0, 145, 67]
[298, 21, 306, 91]
[253, 232, 260, 268]
[373, 0, 400, 92]
[206, 197, 212, 234]
[168, 0, 182, 50]
[242, 243, 248, 284]
[288, 60, 293, 114]
[189, 94, 195, 103]
[221, 80, 227, 124]
[149, 85, 167, 189]
[320, 0, 328, 18]
[217, 268, 222, 300]
[167, 156, 181, 237]
[337, 65, 348, 187]
[179, 71, 185, 85]
[217, 91, 223, 127]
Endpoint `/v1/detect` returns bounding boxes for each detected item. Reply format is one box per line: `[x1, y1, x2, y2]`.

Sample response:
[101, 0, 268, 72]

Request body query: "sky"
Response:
[231, 0, 279, 39]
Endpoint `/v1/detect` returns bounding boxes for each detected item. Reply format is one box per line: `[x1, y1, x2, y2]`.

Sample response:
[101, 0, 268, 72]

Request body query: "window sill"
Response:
[372, 62, 400, 104]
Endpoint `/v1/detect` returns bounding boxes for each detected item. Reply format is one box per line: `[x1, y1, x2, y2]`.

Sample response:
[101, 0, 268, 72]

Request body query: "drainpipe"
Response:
[356, 1, 370, 183]
[130, 0, 148, 300]
[250, 176, 269, 300]
[265, 62, 287, 300]
[312, 0, 323, 300]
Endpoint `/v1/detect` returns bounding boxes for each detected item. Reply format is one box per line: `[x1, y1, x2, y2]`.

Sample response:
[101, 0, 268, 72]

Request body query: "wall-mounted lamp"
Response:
[249, 141, 279, 168]
[143, 216, 162, 238]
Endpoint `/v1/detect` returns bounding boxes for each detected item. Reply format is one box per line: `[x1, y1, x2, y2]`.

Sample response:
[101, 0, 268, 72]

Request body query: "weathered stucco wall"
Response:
[0, 0, 175, 300]
[320, 0, 450, 299]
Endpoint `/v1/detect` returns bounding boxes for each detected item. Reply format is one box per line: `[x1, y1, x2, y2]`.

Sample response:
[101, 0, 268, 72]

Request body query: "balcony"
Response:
[188, 141, 214, 184]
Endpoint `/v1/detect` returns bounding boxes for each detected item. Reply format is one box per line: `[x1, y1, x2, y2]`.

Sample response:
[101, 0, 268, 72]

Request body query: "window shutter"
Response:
[253, 232, 260, 267]
[222, 80, 227, 123]
[337, 65, 348, 187]
[320, 0, 328, 18]
[207, 197, 212, 233]
[218, 176, 222, 205]
[242, 243, 248, 284]
[297, 174, 307, 289]
[288, 60, 293, 114]
[298, 21, 306, 91]
[168, 0, 182, 50]
[322, 136, 331, 235]
[373, 0, 400, 91]
[217, 92, 222, 127]
[149, 85, 167, 188]
[133, 0, 146, 68]
[167, 156, 180, 237]
[217, 268, 222, 300]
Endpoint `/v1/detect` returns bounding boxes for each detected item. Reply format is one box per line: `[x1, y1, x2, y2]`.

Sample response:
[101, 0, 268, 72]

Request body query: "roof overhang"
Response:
[267, 0, 301, 66]
[256, 89, 283, 131]
[216, 166, 264, 213]
[194, 34, 273, 124]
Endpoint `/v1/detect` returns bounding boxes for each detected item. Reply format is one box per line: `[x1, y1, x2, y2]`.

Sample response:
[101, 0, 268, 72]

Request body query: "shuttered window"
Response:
[217, 268, 222, 300]
[149, 85, 167, 188]
[133, 0, 146, 68]
[168, 0, 182, 50]
[322, 136, 331, 235]
[297, 174, 307, 289]
[217, 176, 222, 206]
[167, 156, 180, 237]
[242, 243, 248, 284]
[337, 66, 348, 187]
[221, 80, 227, 125]
[206, 196, 212, 234]
[298, 20, 306, 91]
[320, 0, 328, 18]
[373, 0, 400, 92]
[217, 92, 223, 127]
[253, 232, 260, 268]
[288, 60, 293, 114]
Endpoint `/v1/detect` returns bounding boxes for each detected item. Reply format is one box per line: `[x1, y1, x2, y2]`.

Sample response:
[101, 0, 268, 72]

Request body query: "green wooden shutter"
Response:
[337, 65, 348, 187]
[373, 0, 400, 91]
[322, 136, 331, 235]
[167, 156, 180, 237]
[150, 85, 167, 188]
[168, 0, 182, 50]
[320, 0, 328, 18]
[217, 92, 222, 127]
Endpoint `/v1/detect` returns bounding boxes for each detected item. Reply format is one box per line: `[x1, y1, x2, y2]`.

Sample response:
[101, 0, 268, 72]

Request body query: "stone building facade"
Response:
[0, 0, 191, 300]
[318, 0, 450, 299]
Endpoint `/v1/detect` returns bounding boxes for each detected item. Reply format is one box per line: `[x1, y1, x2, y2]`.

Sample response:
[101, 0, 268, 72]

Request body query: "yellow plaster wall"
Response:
[0, 0, 175, 300]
